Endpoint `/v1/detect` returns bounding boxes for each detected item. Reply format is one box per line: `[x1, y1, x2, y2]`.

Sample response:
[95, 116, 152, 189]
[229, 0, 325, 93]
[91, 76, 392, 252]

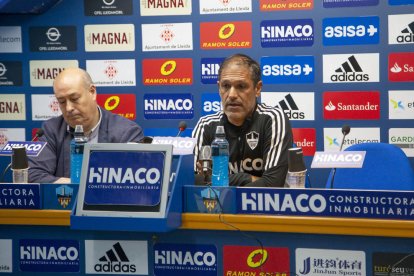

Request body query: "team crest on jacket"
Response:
[246, 131, 259, 150]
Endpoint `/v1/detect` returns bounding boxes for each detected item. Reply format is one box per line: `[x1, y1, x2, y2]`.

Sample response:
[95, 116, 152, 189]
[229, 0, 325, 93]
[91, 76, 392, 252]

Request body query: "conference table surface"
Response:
[0, 209, 413, 238]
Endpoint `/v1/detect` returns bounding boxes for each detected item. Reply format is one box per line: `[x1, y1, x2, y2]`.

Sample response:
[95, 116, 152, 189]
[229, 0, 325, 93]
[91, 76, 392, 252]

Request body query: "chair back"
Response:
[326, 143, 414, 190]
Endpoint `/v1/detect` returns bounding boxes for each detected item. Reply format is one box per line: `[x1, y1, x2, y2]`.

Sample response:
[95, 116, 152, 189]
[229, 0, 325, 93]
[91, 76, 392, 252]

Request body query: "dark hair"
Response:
[218, 53, 261, 86]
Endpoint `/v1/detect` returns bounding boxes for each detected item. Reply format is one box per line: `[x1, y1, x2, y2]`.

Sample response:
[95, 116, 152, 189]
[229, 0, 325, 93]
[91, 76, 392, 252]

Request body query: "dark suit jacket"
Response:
[28, 108, 144, 183]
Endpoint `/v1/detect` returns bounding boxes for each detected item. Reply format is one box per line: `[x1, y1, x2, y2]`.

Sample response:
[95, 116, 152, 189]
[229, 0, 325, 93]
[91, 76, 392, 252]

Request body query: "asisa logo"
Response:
[261, 55, 314, 84]
[260, 18, 314, 47]
[323, 16, 379, 45]
[202, 93, 222, 116]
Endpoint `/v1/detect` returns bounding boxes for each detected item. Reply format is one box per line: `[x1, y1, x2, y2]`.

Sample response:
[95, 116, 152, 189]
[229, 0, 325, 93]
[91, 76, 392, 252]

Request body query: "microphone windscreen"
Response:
[178, 121, 187, 131]
[287, 147, 306, 172]
[138, 136, 153, 144]
[11, 147, 28, 170]
[342, 125, 351, 136]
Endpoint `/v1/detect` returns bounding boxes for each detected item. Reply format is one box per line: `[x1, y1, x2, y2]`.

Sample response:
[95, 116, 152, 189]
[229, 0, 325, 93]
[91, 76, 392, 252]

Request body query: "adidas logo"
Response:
[94, 242, 137, 273]
[398, 21, 414, 43]
[330, 55, 369, 82]
[278, 93, 304, 119]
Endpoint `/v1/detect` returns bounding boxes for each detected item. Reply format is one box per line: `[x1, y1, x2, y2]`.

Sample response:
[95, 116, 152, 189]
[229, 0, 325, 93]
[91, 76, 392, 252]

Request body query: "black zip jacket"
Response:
[192, 103, 293, 187]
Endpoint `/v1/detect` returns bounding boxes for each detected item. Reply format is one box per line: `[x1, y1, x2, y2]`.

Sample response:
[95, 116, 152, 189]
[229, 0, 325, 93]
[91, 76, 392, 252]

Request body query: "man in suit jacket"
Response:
[29, 67, 144, 183]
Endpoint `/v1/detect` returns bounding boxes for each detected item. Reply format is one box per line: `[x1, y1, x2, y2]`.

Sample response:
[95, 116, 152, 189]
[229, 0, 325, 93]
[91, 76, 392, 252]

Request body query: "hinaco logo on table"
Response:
[84, 24, 135, 52]
[154, 243, 217, 275]
[323, 16, 379, 46]
[200, 57, 225, 84]
[260, 0, 313, 11]
[97, 94, 136, 120]
[261, 19, 314, 47]
[200, 0, 252, 14]
[29, 60, 79, 87]
[388, 52, 414, 82]
[142, 58, 193, 85]
[142, 23, 193, 52]
[200, 21, 252, 49]
[323, 91, 380, 120]
[388, 14, 414, 45]
[323, 53, 379, 83]
[141, 0, 191, 16]
[261, 56, 314, 84]
[85, 240, 148, 275]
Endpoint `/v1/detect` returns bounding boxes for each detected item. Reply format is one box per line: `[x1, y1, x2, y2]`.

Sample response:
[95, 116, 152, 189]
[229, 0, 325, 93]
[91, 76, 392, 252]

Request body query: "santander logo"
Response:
[323, 91, 380, 120]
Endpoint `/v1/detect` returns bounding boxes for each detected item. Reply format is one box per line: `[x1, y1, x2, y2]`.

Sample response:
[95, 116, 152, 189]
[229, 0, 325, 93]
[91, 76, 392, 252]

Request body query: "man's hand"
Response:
[53, 177, 71, 184]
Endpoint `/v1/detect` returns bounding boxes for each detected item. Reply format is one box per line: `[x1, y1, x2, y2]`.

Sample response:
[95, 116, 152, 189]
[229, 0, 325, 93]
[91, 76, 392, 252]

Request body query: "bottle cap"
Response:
[216, 125, 225, 135]
[74, 125, 84, 134]
[11, 146, 29, 170]
[287, 147, 306, 172]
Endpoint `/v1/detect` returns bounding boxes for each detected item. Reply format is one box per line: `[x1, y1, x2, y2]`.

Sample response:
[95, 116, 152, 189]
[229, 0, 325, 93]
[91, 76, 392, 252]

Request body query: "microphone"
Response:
[330, 125, 351, 189]
[11, 146, 29, 183]
[199, 145, 212, 184]
[1, 128, 44, 183]
[339, 125, 350, 151]
[176, 121, 187, 137]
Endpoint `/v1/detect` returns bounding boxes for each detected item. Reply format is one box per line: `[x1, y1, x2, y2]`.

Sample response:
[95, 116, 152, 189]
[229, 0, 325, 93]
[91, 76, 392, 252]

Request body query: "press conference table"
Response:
[1, 209, 413, 238]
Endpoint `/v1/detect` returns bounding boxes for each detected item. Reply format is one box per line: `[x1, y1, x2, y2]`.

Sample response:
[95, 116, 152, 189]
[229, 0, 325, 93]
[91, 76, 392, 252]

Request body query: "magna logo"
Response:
[323, 53, 379, 83]
[261, 55, 314, 84]
[323, 16, 379, 46]
[261, 18, 314, 47]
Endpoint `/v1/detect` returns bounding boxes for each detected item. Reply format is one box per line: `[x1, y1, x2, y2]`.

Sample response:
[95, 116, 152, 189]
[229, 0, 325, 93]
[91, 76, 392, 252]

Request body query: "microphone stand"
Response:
[329, 129, 349, 189]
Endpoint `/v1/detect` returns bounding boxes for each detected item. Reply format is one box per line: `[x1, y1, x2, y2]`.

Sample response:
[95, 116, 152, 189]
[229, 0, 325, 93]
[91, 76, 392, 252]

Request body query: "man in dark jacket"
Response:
[192, 54, 293, 187]
[29, 67, 144, 183]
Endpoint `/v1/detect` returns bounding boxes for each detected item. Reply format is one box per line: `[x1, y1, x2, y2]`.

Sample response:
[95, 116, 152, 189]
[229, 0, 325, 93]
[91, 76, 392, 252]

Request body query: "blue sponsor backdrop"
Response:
[0, 1, 413, 187]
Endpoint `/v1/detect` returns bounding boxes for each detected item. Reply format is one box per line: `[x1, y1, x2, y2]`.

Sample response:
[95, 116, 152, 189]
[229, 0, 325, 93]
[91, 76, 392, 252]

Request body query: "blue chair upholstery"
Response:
[326, 143, 414, 190]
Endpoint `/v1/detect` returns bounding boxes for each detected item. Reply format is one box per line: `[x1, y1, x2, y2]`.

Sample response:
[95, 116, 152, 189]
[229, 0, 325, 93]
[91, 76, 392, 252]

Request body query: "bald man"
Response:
[28, 68, 144, 184]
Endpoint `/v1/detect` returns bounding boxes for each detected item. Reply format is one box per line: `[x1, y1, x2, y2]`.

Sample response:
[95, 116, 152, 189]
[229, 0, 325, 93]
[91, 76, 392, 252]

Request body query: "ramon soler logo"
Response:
[160, 60, 176, 76]
[104, 96, 121, 111]
[219, 23, 235, 39]
[247, 249, 268, 268]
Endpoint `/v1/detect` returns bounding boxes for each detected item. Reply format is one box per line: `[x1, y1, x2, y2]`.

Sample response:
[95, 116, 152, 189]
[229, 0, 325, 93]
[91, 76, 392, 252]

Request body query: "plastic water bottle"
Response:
[70, 125, 88, 184]
[211, 125, 229, 187]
